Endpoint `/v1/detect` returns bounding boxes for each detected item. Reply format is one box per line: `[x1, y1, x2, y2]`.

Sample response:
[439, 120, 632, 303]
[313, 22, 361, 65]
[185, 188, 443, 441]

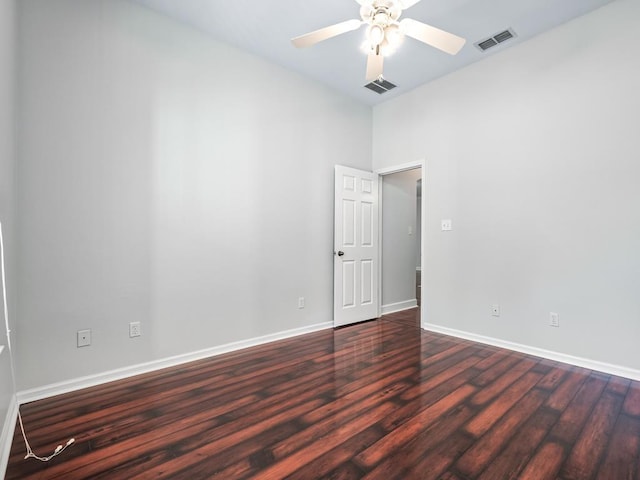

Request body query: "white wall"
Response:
[0, 0, 17, 449]
[373, 0, 640, 371]
[381, 169, 421, 310]
[16, 0, 372, 390]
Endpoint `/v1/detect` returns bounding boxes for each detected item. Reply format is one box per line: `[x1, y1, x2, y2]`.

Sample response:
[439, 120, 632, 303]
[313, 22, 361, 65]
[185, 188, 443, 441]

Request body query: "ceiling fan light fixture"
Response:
[367, 24, 385, 45]
[378, 25, 403, 56]
[385, 23, 403, 47]
[378, 38, 395, 57]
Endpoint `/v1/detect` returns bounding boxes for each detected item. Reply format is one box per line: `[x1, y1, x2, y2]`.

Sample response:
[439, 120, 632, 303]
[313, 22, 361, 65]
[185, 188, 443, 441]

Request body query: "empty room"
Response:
[1, 0, 639, 478]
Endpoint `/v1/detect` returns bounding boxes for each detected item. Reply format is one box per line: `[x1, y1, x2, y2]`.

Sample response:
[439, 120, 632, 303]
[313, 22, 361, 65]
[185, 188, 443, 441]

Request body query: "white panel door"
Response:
[334, 165, 379, 327]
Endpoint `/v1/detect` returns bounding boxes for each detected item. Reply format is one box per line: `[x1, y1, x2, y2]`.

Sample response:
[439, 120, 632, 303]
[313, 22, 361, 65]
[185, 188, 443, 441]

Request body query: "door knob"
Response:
[336, 251, 345, 256]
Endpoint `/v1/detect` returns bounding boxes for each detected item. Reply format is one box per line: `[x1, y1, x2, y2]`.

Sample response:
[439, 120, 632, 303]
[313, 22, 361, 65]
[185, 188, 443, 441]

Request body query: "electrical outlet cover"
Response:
[77, 329, 91, 347]
[129, 322, 141, 337]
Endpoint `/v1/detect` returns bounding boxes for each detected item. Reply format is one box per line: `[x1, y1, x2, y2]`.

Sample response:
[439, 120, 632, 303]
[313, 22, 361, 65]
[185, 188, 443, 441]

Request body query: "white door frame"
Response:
[375, 159, 427, 328]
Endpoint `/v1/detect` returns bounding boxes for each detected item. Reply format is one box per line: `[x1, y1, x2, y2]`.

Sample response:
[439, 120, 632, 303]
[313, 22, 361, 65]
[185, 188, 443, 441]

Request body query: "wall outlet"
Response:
[129, 321, 141, 338]
[549, 312, 560, 328]
[77, 329, 91, 348]
[491, 304, 500, 317]
[441, 219, 452, 231]
[298, 297, 305, 309]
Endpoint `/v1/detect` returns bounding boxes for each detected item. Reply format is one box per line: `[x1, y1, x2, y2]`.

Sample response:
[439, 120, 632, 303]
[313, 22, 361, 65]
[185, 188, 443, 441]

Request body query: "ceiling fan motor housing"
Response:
[360, 0, 402, 26]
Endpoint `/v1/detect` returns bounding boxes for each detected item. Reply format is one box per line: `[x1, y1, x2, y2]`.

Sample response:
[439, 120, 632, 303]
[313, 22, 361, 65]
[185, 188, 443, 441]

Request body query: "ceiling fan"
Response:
[291, 0, 466, 83]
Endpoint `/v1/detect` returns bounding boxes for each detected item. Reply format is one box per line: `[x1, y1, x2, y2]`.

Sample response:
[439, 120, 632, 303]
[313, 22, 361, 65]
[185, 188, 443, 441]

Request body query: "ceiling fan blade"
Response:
[366, 52, 384, 82]
[400, 18, 466, 55]
[291, 19, 362, 48]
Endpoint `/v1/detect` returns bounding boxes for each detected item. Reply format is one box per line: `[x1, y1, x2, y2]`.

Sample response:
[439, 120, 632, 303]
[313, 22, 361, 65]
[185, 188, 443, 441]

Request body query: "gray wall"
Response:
[373, 0, 640, 370]
[381, 169, 421, 309]
[0, 0, 16, 446]
[16, 0, 372, 390]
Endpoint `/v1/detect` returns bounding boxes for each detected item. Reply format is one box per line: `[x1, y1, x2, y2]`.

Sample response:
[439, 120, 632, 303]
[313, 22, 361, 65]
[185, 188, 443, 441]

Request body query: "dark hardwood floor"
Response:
[6, 309, 640, 479]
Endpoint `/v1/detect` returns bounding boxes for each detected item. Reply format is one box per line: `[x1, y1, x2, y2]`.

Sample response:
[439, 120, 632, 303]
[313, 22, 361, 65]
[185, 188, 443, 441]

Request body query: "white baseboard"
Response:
[381, 300, 418, 315]
[18, 321, 333, 404]
[0, 396, 18, 477]
[423, 322, 640, 382]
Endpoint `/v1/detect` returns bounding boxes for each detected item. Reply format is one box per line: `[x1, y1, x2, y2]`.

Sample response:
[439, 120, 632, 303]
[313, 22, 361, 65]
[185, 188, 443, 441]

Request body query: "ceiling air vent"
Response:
[475, 28, 517, 52]
[365, 78, 397, 94]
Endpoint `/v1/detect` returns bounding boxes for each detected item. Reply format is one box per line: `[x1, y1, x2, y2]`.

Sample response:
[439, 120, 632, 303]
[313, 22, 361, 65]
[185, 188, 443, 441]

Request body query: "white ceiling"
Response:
[131, 0, 615, 106]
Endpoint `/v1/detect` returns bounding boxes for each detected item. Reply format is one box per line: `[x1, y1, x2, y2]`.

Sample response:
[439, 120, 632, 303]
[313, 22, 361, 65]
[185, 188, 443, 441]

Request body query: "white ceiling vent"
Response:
[475, 28, 517, 52]
[365, 78, 397, 95]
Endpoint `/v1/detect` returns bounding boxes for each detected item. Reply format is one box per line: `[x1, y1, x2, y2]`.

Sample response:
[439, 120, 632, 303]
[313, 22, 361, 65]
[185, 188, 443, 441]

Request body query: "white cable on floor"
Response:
[1, 221, 75, 461]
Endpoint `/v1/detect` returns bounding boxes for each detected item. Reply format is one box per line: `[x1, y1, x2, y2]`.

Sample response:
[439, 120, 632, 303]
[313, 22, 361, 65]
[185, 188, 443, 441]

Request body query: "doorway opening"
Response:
[378, 162, 424, 328]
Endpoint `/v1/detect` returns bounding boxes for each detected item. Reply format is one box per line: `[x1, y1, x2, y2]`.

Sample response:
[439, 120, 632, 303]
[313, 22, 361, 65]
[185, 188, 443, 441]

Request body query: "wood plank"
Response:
[607, 375, 630, 396]
[469, 356, 537, 406]
[623, 382, 640, 417]
[544, 367, 590, 411]
[223, 402, 399, 480]
[595, 414, 640, 480]
[517, 442, 566, 480]
[320, 462, 366, 480]
[464, 371, 543, 437]
[561, 390, 624, 479]
[283, 426, 381, 480]
[536, 362, 570, 391]
[476, 407, 558, 480]
[548, 372, 609, 444]
[456, 387, 548, 477]
[471, 349, 511, 371]
[355, 384, 476, 468]
[357, 404, 474, 479]
[438, 473, 465, 480]
[399, 431, 474, 480]
[469, 352, 522, 388]
[379, 362, 478, 433]
[398, 350, 483, 404]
